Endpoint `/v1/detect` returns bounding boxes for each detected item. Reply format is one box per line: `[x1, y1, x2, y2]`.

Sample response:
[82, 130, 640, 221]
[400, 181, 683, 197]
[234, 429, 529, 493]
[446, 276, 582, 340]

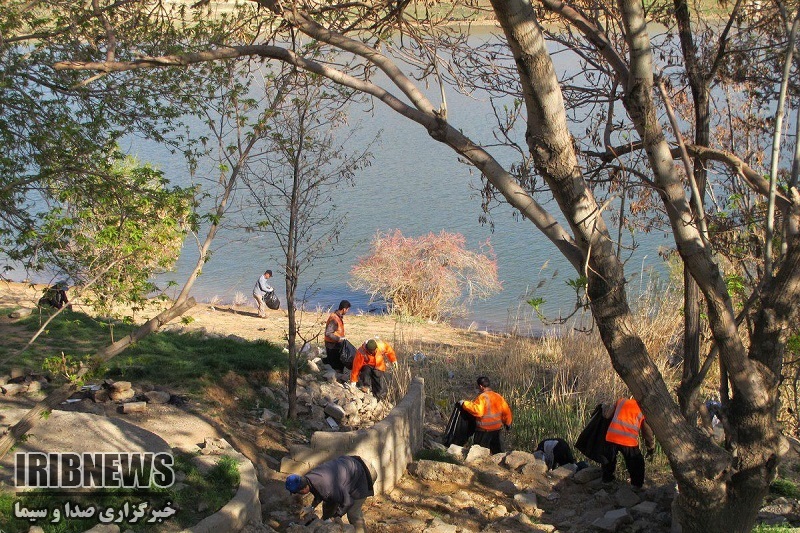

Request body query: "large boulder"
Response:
[408, 460, 475, 484]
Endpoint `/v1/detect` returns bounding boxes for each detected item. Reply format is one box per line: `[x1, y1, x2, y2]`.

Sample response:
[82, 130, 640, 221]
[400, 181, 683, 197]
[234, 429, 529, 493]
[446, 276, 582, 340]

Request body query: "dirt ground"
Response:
[0, 280, 514, 531]
[0, 280, 503, 355]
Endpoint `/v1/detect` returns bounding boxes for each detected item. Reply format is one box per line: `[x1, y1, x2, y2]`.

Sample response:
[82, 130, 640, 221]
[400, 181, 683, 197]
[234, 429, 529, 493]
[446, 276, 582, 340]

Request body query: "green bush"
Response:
[770, 477, 800, 499]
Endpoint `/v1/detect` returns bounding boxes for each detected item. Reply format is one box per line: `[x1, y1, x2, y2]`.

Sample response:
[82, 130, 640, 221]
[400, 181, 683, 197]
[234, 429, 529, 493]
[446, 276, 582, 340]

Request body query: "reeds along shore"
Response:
[389, 280, 685, 452]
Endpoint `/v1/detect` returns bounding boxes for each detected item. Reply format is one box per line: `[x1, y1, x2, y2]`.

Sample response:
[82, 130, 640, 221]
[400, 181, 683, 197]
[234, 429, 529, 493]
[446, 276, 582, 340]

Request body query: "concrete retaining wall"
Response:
[279, 377, 425, 494]
[181, 451, 261, 532]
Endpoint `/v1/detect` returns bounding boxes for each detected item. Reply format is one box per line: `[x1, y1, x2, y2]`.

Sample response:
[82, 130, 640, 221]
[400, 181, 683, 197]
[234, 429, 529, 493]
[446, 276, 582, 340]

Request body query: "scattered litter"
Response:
[326, 417, 339, 430]
[63, 399, 82, 404]
[412, 352, 426, 364]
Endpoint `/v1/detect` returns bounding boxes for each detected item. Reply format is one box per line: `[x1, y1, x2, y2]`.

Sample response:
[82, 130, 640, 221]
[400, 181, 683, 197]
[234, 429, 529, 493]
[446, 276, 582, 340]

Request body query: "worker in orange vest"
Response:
[460, 376, 513, 454]
[603, 397, 655, 488]
[350, 338, 397, 400]
[323, 300, 351, 372]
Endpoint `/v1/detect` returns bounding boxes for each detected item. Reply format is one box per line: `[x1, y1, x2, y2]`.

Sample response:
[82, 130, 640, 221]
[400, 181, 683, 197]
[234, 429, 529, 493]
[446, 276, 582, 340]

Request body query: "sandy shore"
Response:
[0, 280, 502, 354]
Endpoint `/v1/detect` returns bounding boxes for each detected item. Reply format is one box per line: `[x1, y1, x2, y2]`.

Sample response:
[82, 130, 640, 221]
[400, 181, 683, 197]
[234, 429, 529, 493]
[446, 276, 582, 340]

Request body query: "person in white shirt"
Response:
[252, 269, 274, 318]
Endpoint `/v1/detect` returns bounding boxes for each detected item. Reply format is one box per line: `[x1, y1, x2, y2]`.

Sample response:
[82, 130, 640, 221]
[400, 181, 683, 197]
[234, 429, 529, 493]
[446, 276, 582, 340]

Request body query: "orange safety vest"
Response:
[464, 391, 513, 432]
[324, 312, 344, 344]
[606, 398, 644, 447]
[350, 340, 397, 383]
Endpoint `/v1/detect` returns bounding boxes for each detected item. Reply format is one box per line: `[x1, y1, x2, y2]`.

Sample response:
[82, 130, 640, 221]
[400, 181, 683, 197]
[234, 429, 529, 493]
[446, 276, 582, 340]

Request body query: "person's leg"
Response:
[371, 368, 386, 399]
[621, 445, 646, 487]
[490, 429, 503, 454]
[359, 366, 373, 391]
[473, 430, 491, 450]
[346, 498, 367, 533]
[253, 293, 264, 316]
[323, 345, 343, 372]
[601, 444, 618, 482]
[472, 430, 484, 448]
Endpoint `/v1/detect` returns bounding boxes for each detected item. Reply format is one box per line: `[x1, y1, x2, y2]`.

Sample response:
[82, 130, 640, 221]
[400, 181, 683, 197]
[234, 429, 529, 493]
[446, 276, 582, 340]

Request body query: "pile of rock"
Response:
[68, 379, 173, 414]
[402, 444, 676, 533]
[0, 367, 49, 396]
[262, 347, 394, 433]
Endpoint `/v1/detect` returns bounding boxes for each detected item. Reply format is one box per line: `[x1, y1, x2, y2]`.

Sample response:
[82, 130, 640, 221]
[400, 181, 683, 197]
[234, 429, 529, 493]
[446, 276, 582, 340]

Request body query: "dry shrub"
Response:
[349, 230, 502, 320]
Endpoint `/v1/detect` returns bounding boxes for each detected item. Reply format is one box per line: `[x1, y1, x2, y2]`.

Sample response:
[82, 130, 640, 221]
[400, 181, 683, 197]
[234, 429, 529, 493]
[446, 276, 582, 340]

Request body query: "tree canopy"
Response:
[6, 0, 800, 530]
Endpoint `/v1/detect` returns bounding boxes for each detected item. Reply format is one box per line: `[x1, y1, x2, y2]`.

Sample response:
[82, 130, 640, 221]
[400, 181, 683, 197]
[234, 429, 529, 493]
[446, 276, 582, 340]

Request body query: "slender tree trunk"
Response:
[0, 297, 195, 458]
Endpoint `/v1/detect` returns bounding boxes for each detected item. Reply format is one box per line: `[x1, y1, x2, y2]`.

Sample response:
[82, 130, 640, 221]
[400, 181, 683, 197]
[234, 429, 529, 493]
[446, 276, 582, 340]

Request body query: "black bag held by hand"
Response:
[575, 404, 614, 465]
[340, 339, 357, 369]
[265, 291, 280, 310]
[443, 402, 475, 447]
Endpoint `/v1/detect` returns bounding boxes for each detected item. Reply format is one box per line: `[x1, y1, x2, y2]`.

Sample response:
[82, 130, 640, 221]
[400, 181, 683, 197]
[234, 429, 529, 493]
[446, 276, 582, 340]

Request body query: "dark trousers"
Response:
[602, 443, 645, 487]
[323, 343, 344, 372]
[474, 429, 503, 454]
[358, 366, 386, 399]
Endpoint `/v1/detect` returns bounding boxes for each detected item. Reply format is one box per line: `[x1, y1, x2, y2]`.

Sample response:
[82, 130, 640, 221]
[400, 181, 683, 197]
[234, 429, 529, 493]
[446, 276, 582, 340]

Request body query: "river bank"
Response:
[0, 280, 510, 356]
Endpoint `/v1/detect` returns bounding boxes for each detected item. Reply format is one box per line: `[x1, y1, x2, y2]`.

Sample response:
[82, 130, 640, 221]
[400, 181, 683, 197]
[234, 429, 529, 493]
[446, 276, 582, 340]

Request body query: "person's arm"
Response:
[350, 351, 363, 384]
[501, 397, 513, 427]
[385, 343, 397, 364]
[461, 394, 486, 418]
[641, 420, 655, 450]
[257, 276, 273, 294]
[325, 319, 342, 342]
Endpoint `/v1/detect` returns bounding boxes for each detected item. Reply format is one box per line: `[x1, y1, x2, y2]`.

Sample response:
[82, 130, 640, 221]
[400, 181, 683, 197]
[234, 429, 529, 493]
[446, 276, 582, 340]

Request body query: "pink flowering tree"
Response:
[350, 230, 502, 321]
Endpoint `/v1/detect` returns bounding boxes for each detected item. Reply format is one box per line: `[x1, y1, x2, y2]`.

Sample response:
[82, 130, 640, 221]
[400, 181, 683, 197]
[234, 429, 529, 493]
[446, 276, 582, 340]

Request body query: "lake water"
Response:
[137, 28, 674, 335]
[96, 29, 678, 334]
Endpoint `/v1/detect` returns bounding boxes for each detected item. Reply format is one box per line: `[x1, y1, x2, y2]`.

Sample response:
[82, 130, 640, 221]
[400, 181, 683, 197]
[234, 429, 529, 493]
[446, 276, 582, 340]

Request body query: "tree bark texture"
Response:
[49, 1, 800, 530]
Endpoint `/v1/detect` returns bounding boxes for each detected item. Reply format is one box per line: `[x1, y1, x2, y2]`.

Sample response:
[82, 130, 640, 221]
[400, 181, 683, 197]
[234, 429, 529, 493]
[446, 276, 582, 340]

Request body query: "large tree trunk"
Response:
[489, 0, 784, 530]
[52, 1, 800, 530]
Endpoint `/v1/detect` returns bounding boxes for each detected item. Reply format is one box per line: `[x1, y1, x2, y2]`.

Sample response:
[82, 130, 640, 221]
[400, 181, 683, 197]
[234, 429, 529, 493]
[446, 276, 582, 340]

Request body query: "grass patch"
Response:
[105, 331, 285, 392]
[0, 308, 131, 374]
[0, 307, 285, 393]
[770, 477, 800, 499]
[509, 400, 589, 453]
[0, 452, 240, 532]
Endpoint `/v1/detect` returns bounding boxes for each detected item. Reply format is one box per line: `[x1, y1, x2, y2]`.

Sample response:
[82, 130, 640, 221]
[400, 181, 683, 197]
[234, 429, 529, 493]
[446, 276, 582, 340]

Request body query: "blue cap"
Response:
[285, 474, 304, 493]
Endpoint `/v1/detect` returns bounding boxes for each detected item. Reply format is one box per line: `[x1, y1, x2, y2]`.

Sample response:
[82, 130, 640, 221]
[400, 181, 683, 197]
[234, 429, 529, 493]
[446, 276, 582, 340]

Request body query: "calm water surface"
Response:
[137, 30, 674, 334]
[1, 28, 754, 338]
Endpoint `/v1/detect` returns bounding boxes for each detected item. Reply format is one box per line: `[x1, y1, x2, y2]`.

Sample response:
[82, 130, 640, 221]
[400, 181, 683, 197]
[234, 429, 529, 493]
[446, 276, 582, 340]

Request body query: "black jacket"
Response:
[575, 404, 614, 465]
[306, 455, 374, 517]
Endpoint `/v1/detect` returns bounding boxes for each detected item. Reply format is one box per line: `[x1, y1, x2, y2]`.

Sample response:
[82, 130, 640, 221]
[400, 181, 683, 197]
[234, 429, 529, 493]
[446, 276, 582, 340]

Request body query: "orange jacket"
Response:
[350, 339, 397, 382]
[606, 398, 645, 447]
[462, 390, 512, 431]
[324, 312, 345, 344]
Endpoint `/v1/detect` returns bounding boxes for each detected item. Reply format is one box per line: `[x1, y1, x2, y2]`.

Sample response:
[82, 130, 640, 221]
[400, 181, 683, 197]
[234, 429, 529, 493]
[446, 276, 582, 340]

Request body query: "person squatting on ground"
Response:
[460, 376, 513, 454]
[323, 300, 351, 372]
[535, 438, 577, 470]
[603, 397, 655, 488]
[252, 269, 274, 318]
[350, 338, 396, 400]
[285, 455, 376, 533]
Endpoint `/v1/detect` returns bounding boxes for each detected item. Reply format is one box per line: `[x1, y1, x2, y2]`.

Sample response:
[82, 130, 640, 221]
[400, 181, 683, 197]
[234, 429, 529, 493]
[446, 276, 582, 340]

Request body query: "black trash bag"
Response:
[574, 404, 614, 465]
[443, 402, 475, 447]
[340, 339, 358, 369]
[265, 291, 280, 310]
